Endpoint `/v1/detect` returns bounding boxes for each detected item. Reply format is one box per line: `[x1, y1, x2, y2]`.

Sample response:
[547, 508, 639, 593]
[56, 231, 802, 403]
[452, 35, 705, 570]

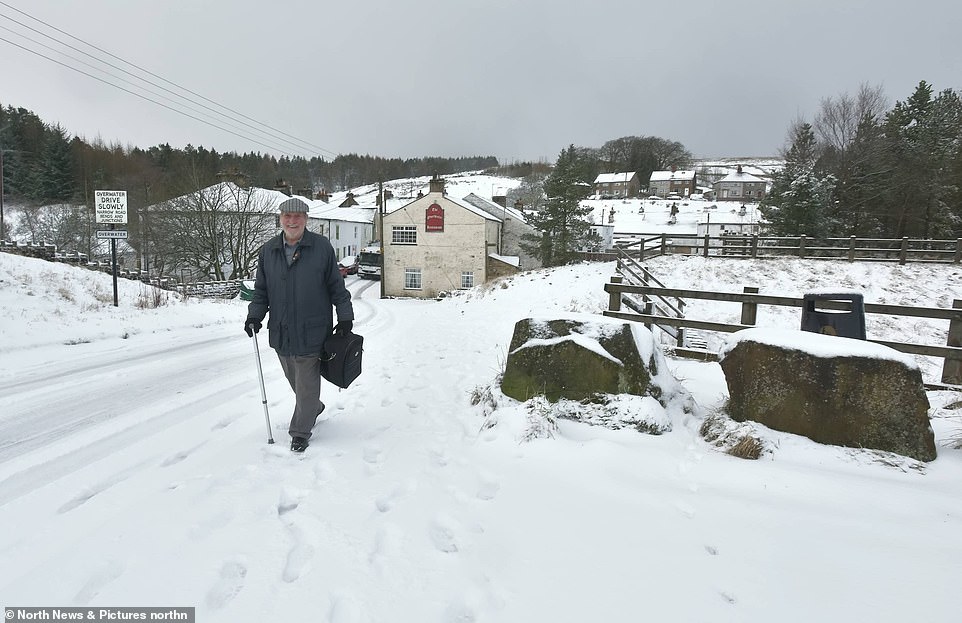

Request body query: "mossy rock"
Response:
[500, 317, 656, 403]
[720, 330, 936, 462]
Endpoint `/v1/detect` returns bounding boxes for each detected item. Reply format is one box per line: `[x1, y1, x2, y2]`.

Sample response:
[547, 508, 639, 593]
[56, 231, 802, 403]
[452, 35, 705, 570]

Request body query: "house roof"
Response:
[387, 193, 503, 223]
[594, 172, 637, 184]
[461, 193, 528, 223]
[649, 170, 695, 182]
[716, 171, 766, 184]
[309, 202, 375, 224]
[151, 182, 311, 214]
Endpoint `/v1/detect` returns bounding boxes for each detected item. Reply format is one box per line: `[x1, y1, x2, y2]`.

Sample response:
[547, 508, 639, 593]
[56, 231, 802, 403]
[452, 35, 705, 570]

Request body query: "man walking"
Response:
[245, 197, 354, 452]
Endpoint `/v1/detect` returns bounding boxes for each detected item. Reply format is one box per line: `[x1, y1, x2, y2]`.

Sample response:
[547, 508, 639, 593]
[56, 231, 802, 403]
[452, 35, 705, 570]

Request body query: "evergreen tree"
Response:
[760, 123, 837, 237]
[878, 82, 962, 238]
[520, 145, 598, 266]
[32, 123, 76, 201]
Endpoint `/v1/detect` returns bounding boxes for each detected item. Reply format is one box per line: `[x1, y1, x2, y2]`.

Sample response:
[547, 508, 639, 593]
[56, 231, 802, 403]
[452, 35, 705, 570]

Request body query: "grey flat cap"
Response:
[278, 197, 309, 213]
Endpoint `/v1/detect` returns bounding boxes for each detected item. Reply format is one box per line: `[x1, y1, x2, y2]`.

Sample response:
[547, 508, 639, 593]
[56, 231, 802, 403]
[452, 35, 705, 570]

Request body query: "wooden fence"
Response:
[603, 279, 962, 389]
[612, 233, 962, 264]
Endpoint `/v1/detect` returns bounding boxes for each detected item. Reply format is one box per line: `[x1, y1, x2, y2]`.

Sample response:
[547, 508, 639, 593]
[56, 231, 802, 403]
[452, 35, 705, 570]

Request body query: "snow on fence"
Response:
[604, 277, 962, 389]
[613, 234, 962, 264]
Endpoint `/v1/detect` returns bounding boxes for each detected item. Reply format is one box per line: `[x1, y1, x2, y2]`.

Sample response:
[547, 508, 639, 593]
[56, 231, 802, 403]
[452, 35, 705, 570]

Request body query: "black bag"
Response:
[320, 331, 363, 388]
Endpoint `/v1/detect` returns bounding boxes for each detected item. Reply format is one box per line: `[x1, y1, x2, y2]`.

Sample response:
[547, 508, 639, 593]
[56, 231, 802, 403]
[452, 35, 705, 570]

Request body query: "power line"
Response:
[0, 0, 340, 159]
[0, 34, 314, 157]
[0, 23, 312, 158]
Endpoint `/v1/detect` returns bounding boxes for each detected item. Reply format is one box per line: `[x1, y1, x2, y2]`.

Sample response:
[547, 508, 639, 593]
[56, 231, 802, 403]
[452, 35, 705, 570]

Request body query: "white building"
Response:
[309, 203, 376, 260]
[381, 177, 519, 298]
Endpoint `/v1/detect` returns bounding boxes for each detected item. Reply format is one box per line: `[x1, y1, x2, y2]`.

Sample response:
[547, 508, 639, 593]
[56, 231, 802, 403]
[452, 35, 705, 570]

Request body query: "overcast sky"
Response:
[2, 0, 960, 164]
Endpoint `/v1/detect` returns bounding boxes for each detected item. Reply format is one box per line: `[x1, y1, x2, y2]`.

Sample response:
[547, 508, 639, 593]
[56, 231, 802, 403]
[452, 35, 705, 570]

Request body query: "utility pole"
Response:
[378, 180, 385, 299]
[0, 149, 5, 240]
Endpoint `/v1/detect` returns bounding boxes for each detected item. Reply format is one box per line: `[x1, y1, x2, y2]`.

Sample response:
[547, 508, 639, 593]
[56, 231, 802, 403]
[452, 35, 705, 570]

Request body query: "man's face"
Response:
[280, 211, 307, 242]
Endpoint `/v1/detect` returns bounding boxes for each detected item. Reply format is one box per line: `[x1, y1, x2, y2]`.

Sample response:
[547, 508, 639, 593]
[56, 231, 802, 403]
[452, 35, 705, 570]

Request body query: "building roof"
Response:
[594, 172, 637, 184]
[716, 171, 766, 184]
[387, 193, 503, 223]
[461, 193, 528, 223]
[309, 202, 375, 224]
[649, 170, 696, 182]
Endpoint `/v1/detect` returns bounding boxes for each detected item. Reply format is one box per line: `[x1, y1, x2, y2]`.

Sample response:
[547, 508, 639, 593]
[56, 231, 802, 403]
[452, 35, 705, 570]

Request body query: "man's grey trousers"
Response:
[277, 354, 325, 439]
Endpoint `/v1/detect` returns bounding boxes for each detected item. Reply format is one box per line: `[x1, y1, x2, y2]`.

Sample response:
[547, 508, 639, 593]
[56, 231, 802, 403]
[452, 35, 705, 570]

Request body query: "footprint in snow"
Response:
[57, 467, 136, 514]
[374, 479, 417, 513]
[188, 509, 233, 541]
[475, 473, 500, 501]
[160, 441, 206, 467]
[369, 523, 403, 570]
[206, 560, 247, 610]
[429, 515, 461, 553]
[363, 444, 383, 465]
[211, 415, 237, 430]
[277, 486, 307, 517]
[329, 591, 365, 623]
[282, 522, 315, 583]
[674, 500, 695, 518]
[73, 559, 124, 605]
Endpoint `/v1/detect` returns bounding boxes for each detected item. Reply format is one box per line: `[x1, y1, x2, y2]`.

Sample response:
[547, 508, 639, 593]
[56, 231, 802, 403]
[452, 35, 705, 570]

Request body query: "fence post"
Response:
[703, 233, 710, 258]
[741, 286, 759, 325]
[639, 241, 645, 262]
[899, 237, 908, 265]
[955, 238, 962, 264]
[661, 234, 667, 256]
[608, 276, 623, 312]
[848, 235, 856, 262]
[750, 234, 758, 258]
[799, 235, 807, 258]
[942, 299, 962, 385]
[643, 300, 653, 330]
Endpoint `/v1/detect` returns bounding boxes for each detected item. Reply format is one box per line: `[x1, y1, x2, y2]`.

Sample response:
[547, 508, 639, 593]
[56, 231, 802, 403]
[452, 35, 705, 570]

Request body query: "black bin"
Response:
[800, 292, 866, 340]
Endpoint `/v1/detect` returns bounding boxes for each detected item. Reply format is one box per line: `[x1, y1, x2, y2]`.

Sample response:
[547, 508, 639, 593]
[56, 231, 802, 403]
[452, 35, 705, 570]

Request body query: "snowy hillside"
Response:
[1, 251, 960, 623]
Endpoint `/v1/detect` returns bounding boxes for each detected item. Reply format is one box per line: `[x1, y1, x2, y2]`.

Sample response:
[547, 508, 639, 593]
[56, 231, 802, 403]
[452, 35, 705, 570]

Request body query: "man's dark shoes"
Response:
[290, 436, 309, 453]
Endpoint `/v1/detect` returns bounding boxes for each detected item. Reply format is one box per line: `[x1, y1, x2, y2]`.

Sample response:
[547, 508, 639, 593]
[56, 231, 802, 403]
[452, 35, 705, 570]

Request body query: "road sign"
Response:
[96, 229, 128, 239]
[95, 190, 128, 224]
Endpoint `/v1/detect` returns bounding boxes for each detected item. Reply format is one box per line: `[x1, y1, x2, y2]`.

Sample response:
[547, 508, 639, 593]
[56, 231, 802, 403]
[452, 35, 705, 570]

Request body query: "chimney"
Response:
[339, 192, 358, 208]
[274, 179, 291, 196]
[428, 174, 445, 195]
[736, 165, 743, 174]
[670, 165, 677, 173]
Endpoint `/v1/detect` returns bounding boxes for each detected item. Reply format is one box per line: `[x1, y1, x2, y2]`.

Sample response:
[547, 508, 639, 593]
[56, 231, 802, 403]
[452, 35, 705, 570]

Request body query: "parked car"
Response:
[338, 255, 359, 277]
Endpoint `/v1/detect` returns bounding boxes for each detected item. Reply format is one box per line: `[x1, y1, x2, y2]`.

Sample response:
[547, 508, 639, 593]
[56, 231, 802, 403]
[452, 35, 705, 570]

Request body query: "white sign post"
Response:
[95, 190, 128, 306]
[95, 190, 127, 224]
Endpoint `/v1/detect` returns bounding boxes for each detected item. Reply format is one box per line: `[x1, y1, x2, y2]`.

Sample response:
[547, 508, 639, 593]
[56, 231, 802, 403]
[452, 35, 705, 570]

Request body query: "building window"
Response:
[460, 272, 474, 289]
[392, 225, 417, 245]
[404, 268, 422, 289]
[335, 224, 340, 240]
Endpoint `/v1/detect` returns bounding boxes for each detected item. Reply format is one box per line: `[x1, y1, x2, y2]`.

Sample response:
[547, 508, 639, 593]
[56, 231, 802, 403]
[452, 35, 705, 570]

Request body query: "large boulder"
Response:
[719, 328, 936, 462]
[500, 315, 669, 403]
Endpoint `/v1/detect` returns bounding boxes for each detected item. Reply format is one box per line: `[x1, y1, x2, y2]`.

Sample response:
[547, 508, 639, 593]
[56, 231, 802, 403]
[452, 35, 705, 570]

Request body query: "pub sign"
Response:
[425, 203, 444, 232]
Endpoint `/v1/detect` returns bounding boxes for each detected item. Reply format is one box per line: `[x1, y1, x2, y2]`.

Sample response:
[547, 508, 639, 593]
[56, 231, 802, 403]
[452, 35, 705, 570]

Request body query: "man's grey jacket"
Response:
[247, 230, 354, 356]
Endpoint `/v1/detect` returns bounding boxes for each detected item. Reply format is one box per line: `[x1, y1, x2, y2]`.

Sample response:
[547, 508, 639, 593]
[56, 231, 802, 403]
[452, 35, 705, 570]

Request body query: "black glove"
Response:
[244, 318, 262, 337]
[334, 320, 353, 335]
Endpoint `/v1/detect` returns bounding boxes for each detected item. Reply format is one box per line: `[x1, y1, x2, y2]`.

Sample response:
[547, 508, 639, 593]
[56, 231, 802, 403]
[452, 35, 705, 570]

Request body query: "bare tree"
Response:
[814, 83, 888, 152]
[14, 202, 90, 252]
[149, 182, 279, 281]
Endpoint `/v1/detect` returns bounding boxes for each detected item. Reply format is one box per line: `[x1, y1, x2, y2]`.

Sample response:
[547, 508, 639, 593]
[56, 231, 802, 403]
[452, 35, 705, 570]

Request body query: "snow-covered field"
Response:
[1, 251, 960, 623]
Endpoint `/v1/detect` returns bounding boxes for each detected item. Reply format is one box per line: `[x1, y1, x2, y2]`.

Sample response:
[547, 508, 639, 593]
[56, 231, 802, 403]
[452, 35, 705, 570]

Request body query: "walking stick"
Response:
[250, 332, 275, 444]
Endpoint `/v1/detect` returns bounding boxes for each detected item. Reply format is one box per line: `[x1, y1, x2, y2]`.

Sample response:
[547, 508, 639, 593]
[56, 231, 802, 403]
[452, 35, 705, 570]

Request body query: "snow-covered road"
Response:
[2, 256, 961, 623]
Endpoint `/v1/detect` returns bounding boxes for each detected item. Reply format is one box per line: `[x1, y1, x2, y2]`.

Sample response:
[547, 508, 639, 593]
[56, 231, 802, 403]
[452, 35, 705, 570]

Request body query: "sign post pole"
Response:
[110, 224, 118, 306]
